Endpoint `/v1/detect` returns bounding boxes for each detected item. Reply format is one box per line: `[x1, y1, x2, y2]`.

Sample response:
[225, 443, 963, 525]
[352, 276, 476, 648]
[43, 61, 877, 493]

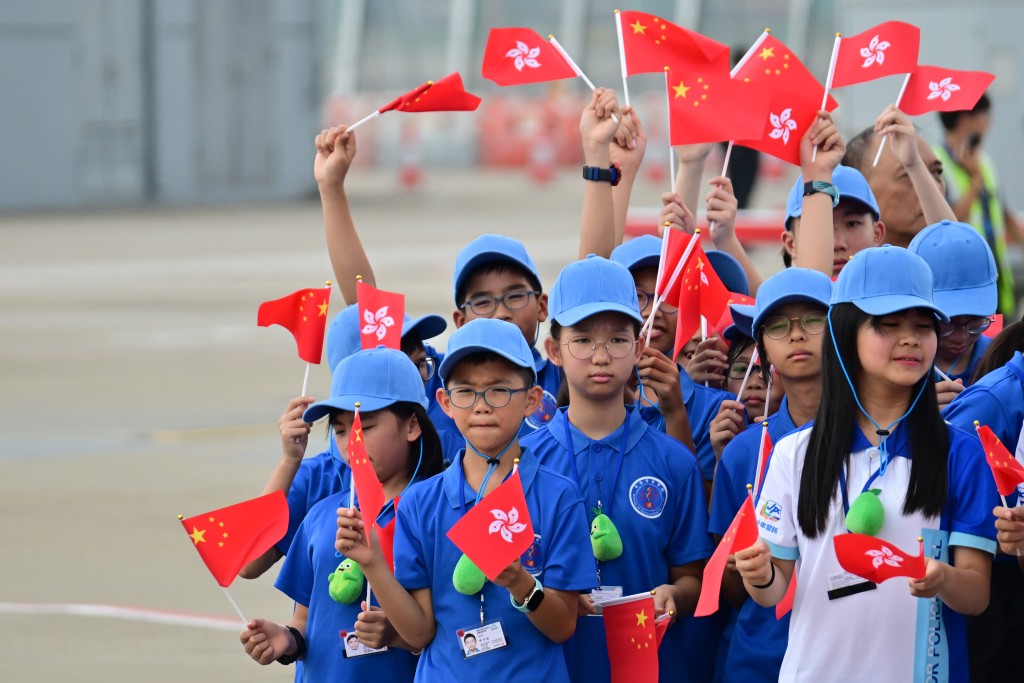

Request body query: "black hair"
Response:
[797, 304, 949, 538]
[939, 92, 991, 131]
[971, 320, 1024, 383]
[328, 402, 444, 482]
[754, 303, 828, 375]
[781, 245, 793, 268]
[455, 262, 542, 307]
[842, 126, 878, 177]
[726, 335, 767, 386]
[400, 330, 425, 357]
[346, 634, 358, 643]
[446, 350, 536, 389]
[463, 632, 477, 643]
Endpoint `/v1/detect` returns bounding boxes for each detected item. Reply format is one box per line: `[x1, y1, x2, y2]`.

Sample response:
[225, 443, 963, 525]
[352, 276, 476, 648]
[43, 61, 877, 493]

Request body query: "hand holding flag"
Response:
[833, 533, 926, 583]
[695, 494, 759, 616]
[602, 593, 670, 683]
[975, 422, 1024, 499]
[348, 409, 387, 540]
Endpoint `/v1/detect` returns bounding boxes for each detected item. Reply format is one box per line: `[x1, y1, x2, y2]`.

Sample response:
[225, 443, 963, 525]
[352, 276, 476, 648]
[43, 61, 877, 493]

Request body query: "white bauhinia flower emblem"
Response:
[506, 41, 541, 72]
[488, 507, 527, 543]
[866, 545, 904, 569]
[859, 35, 891, 68]
[927, 77, 961, 102]
[769, 108, 798, 145]
[361, 306, 395, 341]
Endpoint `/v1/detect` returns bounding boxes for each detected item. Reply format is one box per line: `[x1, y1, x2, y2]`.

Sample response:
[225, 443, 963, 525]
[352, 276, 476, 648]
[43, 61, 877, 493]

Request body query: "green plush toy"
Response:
[590, 511, 623, 562]
[328, 558, 365, 604]
[453, 553, 487, 595]
[846, 489, 884, 536]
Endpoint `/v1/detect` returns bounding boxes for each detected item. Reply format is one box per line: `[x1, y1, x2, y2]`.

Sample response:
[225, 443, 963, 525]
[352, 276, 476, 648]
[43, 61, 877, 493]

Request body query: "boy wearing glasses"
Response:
[336, 318, 597, 682]
[521, 255, 711, 683]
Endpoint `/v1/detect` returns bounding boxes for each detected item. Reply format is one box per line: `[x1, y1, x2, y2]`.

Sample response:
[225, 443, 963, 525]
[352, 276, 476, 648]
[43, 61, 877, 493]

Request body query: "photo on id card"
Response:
[457, 621, 508, 658]
[340, 629, 388, 658]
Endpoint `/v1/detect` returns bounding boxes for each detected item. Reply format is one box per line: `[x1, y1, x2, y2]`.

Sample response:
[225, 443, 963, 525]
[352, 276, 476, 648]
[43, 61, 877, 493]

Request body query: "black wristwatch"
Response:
[803, 180, 840, 207]
[276, 625, 306, 665]
[582, 163, 622, 186]
[511, 576, 546, 613]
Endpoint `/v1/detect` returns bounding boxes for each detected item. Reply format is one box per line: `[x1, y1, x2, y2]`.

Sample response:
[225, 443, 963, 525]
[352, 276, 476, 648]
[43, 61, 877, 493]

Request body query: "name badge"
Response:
[826, 570, 877, 601]
[588, 585, 624, 615]
[457, 620, 508, 659]
[340, 629, 389, 658]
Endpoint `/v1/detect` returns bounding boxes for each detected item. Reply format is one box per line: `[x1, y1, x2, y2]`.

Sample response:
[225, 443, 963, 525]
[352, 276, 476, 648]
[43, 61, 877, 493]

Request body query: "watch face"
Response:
[527, 589, 544, 611]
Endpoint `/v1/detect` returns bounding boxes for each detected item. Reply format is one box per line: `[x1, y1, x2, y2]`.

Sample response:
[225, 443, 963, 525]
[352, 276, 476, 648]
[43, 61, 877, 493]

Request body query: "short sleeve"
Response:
[274, 514, 315, 607]
[276, 459, 316, 554]
[665, 453, 714, 566]
[393, 490, 431, 591]
[756, 432, 801, 560]
[946, 430, 1000, 555]
[943, 388, 1014, 442]
[535, 479, 599, 591]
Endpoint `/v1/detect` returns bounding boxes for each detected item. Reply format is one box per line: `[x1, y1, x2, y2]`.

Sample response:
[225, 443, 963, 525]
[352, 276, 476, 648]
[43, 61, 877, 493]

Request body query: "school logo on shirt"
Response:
[629, 476, 668, 519]
[521, 534, 543, 577]
[525, 390, 557, 430]
[759, 499, 782, 523]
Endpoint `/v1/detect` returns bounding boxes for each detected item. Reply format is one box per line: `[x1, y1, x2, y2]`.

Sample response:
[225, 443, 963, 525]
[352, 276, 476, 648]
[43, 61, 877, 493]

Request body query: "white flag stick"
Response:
[934, 365, 953, 382]
[614, 9, 631, 108]
[753, 420, 770, 495]
[548, 35, 617, 123]
[701, 316, 709, 387]
[345, 110, 382, 133]
[647, 225, 673, 346]
[731, 30, 771, 79]
[640, 229, 702, 335]
[733, 347, 760, 406]
[300, 363, 312, 397]
[811, 34, 842, 163]
[221, 587, 248, 626]
[708, 142, 734, 236]
[664, 68, 675, 193]
[871, 73, 912, 167]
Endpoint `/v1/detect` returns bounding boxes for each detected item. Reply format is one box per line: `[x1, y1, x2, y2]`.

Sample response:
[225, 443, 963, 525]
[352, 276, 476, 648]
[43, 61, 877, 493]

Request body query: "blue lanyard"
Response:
[562, 414, 628, 518]
[458, 452, 516, 513]
[838, 425, 906, 515]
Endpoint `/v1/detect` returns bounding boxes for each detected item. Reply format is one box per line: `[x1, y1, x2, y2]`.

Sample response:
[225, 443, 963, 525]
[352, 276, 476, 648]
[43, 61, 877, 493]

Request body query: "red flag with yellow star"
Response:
[378, 72, 481, 114]
[695, 495, 759, 616]
[673, 242, 732, 358]
[732, 33, 837, 109]
[667, 63, 769, 145]
[180, 491, 288, 587]
[349, 411, 387, 540]
[257, 285, 331, 363]
[617, 10, 729, 76]
[603, 594, 663, 683]
[976, 423, 1024, 496]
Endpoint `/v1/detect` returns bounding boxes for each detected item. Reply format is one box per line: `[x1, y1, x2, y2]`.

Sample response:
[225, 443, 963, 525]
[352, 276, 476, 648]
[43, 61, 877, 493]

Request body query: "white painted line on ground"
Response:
[0, 602, 243, 631]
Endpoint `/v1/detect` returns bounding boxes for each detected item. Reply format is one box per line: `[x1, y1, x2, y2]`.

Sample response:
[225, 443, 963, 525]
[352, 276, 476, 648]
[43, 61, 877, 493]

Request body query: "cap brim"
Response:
[439, 345, 536, 385]
[750, 293, 831, 333]
[405, 314, 447, 341]
[303, 392, 424, 423]
[851, 295, 950, 322]
[553, 302, 643, 327]
[932, 285, 997, 319]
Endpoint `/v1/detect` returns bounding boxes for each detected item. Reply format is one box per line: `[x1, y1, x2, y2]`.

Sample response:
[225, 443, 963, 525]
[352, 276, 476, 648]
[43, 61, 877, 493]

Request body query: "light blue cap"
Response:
[725, 304, 755, 342]
[707, 250, 749, 296]
[750, 268, 833, 333]
[326, 305, 447, 374]
[830, 246, 948, 321]
[304, 346, 428, 422]
[907, 220, 997, 318]
[610, 235, 662, 271]
[549, 255, 643, 326]
[438, 318, 537, 385]
[785, 165, 881, 226]
[453, 234, 541, 305]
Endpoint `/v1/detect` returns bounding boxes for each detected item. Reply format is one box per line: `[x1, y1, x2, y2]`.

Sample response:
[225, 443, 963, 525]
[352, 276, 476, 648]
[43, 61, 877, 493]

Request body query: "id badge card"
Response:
[457, 621, 508, 659]
[340, 628, 389, 658]
[588, 585, 623, 616]
[826, 570, 877, 601]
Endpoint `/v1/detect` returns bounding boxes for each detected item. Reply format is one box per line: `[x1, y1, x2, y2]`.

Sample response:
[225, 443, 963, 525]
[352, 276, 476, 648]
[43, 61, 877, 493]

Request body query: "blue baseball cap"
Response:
[908, 220, 998, 318]
[610, 235, 662, 271]
[326, 305, 447, 374]
[304, 346, 428, 422]
[724, 304, 755, 342]
[785, 165, 881, 226]
[453, 234, 541, 305]
[438, 318, 537, 385]
[750, 268, 833, 333]
[707, 250, 749, 296]
[549, 255, 643, 326]
[830, 246, 948, 321]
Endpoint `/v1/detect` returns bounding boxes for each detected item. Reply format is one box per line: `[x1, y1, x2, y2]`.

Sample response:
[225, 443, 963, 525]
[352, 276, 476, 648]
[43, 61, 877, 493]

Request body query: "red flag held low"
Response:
[603, 594, 663, 683]
[257, 285, 331, 364]
[356, 279, 404, 351]
[695, 495, 759, 616]
[899, 65, 994, 116]
[833, 533, 926, 584]
[831, 21, 921, 89]
[181, 491, 289, 587]
[976, 423, 1024, 496]
[482, 28, 577, 85]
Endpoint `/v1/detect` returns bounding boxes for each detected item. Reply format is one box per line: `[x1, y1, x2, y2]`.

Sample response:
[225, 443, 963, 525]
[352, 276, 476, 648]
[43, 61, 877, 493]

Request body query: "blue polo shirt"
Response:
[521, 407, 713, 683]
[392, 448, 596, 683]
[943, 334, 992, 387]
[276, 492, 417, 683]
[277, 442, 351, 555]
[708, 396, 800, 683]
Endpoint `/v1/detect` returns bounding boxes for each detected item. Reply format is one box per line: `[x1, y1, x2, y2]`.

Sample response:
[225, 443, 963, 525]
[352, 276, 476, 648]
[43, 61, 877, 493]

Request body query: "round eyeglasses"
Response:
[445, 386, 528, 409]
[938, 316, 992, 338]
[460, 290, 539, 316]
[561, 336, 637, 360]
[635, 289, 679, 314]
[762, 312, 827, 340]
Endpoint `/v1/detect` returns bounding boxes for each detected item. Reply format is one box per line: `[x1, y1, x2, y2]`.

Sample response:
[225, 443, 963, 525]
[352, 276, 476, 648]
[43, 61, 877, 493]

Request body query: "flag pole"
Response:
[933, 365, 953, 382]
[349, 403, 360, 512]
[221, 587, 249, 626]
[641, 229, 702, 335]
[614, 9, 631, 108]
[732, 347, 759, 406]
[811, 34, 841, 163]
[548, 35, 618, 123]
[708, 142, 734, 236]
[647, 222, 673, 346]
[301, 363, 312, 397]
[731, 30, 771, 79]
[872, 73, 912, 167]
[345, 110, 382, 133]
[753, 411, 771, 495]
[701, 316, 709, 387]
[664, 67, 675, 193]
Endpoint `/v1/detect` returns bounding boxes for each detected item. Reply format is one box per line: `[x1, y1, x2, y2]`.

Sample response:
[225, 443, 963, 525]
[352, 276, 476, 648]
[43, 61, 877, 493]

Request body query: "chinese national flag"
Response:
[349, 412, 386, 539]
[831, 21, 921, 89]
[732, 34, 838, 110]
[617, 10, 729, 76]
[378, 72, 481, 114]
[654, 228, 692, 305]
[181, 491, 289, 587]
[899, 65, 995, 116]
[603, 594, 662, 683]
[833, 533, 926, 583]
[667, 63, 770, 145]
[377, 498, 399, 573]
[976, 424, 1024, 496]
[356, 280, 404, 351]
[673, 242, 730, 358]
[734, 88, 824, 166]
[257, 286, 331, 364]
[755, 426, 774, 496]
[446, 469, 534, 581]
[695, 495, 759, 616]
[482, 28, 577, 85]
[710, 293, 755, 339]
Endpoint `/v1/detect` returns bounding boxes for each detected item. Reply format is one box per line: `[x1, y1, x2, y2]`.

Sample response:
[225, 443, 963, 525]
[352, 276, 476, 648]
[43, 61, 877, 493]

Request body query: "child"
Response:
[708, 268, 831, 682]
[909, 220, 998, 387]
[520, 255, 712, 683]
[239, 347, 444, 680]
[735, 246, 997, 682]
[335, 318, 597, 682]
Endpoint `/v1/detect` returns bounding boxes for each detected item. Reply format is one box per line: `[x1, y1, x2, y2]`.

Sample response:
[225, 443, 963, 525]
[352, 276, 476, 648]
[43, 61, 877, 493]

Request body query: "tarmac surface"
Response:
[0, 167, 788, 681]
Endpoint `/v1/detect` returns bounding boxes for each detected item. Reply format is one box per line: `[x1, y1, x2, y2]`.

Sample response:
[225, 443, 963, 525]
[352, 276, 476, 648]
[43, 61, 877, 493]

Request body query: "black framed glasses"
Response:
[416, 355, 436, 382]
[938, 316, 992, 338]
[762, 312, 827, 340]
[445, 386, 528, 409]
[635, 289, 679, 314]
[460, 290, 539, 316]
[562, 336, 637, 360]
[727, 361, 766, 380]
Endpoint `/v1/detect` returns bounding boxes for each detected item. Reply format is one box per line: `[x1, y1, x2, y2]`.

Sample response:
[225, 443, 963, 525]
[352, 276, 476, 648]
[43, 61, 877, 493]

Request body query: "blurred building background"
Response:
[0, 0, 1019, 210]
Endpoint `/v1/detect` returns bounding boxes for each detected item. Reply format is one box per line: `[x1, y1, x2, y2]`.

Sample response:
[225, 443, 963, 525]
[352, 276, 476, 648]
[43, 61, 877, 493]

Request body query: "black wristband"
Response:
[276, 625, 306, 665]
[751, 562, 776, 590]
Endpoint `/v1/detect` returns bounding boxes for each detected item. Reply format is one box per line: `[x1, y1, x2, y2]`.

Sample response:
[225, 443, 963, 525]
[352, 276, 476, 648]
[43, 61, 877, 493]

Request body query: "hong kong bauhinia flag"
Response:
[356, 279, 404, 351]
[446, 468, 534, 581]
[733, 88, 823, 166]
[833, 533, 926, 584]
[899, 65, 994, 116]
[482, 28, 577, 85]
[257, 285, 331, 363]
[831, 21, 920, 89]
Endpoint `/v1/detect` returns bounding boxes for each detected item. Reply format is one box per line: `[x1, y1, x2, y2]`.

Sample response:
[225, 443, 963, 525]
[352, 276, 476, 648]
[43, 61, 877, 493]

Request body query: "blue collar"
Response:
[677, 364, 696, 404]
[766, 395, 798, 444]
[848, 419, 911, 456]
[442, 446, 540, 509]
[531, 346, 547, 373]
[548, 406, 648, 456]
